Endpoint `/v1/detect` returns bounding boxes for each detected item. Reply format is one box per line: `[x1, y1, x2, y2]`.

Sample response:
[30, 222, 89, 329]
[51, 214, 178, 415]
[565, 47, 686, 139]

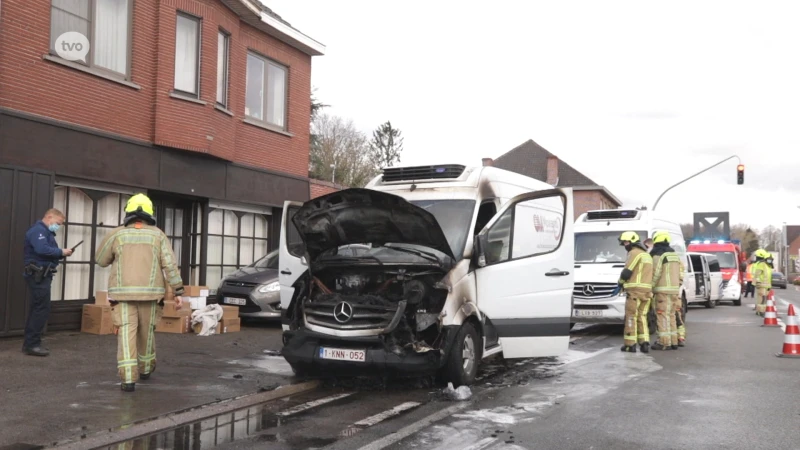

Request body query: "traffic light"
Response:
[737, 164, 744, 184]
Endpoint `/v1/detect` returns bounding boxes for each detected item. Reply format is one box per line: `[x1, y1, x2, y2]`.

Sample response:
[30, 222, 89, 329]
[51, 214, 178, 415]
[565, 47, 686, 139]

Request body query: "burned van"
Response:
[279, 165, 575, 386]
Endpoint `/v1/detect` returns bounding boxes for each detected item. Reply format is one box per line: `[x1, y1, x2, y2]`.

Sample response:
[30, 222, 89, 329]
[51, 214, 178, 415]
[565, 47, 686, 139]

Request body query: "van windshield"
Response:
[575, 230, 648, 263]
[704, 251, 736, 269]
[410, 199, 476, 260]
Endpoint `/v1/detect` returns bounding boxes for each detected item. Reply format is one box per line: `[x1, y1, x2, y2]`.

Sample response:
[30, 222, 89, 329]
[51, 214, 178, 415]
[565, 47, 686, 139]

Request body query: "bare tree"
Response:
[731, 224, 760, 257]
[759, 225, 782, 251]
[369, 121, 404, 169]
[680, 223, 693, 240]
[309, 112, 378, 187]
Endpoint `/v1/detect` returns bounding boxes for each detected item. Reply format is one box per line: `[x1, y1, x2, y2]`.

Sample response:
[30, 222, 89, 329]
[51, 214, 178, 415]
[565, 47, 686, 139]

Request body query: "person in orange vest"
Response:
[744, 260, 755, 298]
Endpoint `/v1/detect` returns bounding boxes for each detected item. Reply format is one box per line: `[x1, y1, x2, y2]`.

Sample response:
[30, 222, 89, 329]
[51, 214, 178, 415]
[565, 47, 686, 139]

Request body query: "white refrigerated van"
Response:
[571, 209, 686, 329]
[278, 164, 575, 386]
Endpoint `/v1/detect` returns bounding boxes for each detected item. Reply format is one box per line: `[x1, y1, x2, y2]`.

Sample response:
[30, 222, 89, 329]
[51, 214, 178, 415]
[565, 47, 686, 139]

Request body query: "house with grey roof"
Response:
[483, 139, 622, 219]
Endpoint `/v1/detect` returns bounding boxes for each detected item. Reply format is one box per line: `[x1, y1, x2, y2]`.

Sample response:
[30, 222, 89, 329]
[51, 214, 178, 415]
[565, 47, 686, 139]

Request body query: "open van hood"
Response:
[291, 188, 456, 262]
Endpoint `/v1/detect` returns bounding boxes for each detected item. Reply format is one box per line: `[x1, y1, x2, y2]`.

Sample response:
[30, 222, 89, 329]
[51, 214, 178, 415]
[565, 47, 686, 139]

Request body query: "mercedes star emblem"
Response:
[333, 301, 354, 323]
[582, 284, 595, 296]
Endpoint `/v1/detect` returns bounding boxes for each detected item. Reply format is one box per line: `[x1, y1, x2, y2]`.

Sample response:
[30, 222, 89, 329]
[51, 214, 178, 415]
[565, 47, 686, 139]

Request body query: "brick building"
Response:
[0, 0, 324, 335]
[483, 139, 622, 219]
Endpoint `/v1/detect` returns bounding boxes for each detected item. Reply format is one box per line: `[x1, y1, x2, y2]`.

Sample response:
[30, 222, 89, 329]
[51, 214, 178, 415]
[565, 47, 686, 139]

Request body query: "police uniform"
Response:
[22, 218, 66, 356]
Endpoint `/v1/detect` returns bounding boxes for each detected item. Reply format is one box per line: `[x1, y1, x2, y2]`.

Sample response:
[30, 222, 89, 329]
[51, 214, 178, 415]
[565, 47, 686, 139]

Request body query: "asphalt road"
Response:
[191, 289, 800, 450]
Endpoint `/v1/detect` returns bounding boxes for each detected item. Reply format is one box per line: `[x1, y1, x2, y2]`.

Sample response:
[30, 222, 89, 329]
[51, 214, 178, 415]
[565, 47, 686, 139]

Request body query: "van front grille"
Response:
[573, 282, 619, 299]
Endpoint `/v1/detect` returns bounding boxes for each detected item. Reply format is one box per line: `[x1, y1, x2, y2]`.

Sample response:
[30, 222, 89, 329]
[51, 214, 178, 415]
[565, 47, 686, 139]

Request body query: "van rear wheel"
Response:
[443, 322, 480, 387]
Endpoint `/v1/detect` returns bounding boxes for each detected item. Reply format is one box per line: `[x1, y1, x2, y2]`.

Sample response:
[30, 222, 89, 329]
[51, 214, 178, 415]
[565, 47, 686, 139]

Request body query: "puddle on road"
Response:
[105, 401, 337, 450]
[227, 355, 295, 376]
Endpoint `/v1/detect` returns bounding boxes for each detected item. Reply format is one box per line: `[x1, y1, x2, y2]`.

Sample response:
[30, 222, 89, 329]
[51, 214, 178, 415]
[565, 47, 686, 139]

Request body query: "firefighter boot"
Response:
[121, 383, 135, 392]
[651, 342, 672, 351]
[620, 344, 637, 353]
[640, 342, 650, 353]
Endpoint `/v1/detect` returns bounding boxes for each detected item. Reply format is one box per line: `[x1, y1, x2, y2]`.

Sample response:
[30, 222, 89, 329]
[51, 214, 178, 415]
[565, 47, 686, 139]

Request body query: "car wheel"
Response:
[444, 322, 480, 387]
[733, 291, 742, 306]
[682, 293, 688, 317]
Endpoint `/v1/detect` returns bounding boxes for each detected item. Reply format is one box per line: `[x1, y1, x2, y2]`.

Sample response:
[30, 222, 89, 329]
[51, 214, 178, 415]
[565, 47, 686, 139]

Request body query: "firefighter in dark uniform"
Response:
[22, 208, 73, 356]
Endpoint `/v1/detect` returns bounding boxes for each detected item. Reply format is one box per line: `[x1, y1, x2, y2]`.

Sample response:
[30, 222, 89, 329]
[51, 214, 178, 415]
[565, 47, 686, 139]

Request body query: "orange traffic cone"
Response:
[776, 304, 800, 358]
[761, 298, 780, 327]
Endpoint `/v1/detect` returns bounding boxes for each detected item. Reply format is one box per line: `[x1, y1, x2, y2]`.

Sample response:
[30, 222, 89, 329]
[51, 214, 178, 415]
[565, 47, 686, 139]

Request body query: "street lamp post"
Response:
[652, 155, 741, 210]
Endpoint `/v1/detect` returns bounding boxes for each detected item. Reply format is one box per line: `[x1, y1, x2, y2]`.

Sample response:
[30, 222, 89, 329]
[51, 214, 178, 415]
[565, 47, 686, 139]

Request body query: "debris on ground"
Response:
[443, 382, 472, 401]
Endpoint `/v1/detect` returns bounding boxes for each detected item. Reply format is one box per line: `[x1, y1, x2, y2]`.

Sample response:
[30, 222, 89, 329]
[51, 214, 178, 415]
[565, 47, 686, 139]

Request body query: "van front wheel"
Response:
[444, 322, 480, 387]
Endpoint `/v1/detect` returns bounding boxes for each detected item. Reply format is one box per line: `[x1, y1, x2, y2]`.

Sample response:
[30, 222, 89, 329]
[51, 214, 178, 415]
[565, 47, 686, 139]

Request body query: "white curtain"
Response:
[254, 215, 267, 238]
[245, 54, 265, 119]
[69, 187, 92, 224]
[174, 15, 199, 94]
[208, 209, 223, 235]
[50, 0, 90, 57]
[266, 62, 286, 127]
[94, 0, 129, 74]
[216, 32, 228, 105]
[97, 193, 121, 226]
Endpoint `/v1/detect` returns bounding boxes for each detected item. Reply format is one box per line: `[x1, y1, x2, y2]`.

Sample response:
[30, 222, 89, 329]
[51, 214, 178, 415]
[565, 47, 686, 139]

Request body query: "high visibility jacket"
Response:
[619, 246, 653, 293]
[652, 251, 682, 294]
[745, 264, 754, 282]
[95, 222, 185, 301]
[753, 261, 771, 288]
[679, 260, 686, 284]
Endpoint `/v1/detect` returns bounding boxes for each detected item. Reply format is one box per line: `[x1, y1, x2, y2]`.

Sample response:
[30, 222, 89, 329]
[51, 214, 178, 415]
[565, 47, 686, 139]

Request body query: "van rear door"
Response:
[279, 201, 306, 314]
[475, 188, 574, 358]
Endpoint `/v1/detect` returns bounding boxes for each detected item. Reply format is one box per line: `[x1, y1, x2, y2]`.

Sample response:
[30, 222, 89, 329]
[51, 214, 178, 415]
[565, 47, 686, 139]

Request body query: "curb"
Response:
[48, 380, 320, 449]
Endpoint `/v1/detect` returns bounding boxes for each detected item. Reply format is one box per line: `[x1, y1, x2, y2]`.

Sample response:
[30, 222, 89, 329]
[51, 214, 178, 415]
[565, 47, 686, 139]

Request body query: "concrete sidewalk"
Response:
[0, 322, 295, 447]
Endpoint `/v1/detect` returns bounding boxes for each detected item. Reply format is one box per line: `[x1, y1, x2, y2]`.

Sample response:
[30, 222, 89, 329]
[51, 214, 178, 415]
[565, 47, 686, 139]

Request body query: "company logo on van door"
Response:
[533, 214, 562, 241]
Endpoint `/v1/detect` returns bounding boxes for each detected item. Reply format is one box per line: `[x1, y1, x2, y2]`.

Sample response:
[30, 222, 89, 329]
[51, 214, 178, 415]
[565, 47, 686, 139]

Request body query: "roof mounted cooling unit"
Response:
[585, 210, 640, 221]
[381, 164, 466, 183]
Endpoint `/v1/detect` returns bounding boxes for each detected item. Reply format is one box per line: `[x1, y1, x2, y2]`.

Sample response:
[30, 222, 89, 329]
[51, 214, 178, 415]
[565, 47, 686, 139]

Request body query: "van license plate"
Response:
[574, 309, 603, 317]
[223, 297, 246, 306]
[319, 347, 366, 362]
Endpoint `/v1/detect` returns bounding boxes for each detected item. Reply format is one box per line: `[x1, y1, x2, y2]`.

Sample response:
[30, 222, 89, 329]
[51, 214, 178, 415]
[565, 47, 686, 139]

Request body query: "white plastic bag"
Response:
[191, 304, 223, 336]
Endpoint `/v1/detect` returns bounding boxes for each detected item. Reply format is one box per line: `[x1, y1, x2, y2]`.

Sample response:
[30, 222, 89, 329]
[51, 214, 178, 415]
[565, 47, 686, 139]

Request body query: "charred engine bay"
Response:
[300, 265, 449, 355]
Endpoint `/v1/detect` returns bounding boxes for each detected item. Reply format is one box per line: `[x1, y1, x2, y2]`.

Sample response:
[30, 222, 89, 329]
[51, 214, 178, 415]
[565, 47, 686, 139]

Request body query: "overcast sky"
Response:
[264, 0, 800, 232]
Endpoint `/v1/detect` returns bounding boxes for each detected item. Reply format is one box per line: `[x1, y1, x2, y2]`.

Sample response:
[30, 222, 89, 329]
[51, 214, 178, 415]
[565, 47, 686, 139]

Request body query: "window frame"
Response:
[244, 50, 289, 131]
[173, 11, 202, 98]
[49, 0, 135, 80]
[216, 29, 230, 108]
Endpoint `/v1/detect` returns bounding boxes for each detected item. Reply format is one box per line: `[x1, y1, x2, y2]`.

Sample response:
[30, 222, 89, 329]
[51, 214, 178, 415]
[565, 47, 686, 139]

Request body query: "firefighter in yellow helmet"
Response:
[753, 249, 771, 316]
[649, 231, 682, 350]
[617, 231, 654, 353]
[95, 193, 185, 392]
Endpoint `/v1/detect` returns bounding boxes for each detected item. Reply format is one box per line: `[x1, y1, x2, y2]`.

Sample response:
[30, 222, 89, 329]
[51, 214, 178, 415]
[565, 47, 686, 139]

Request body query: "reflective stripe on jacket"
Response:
[652, 252, 682, 294]
[95, 222, 185, 301]
[620, 247, 653, 292]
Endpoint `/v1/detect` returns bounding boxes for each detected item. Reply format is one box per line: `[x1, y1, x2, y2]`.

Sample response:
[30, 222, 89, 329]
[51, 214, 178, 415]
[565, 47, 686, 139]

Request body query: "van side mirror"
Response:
[474, 234, 488, 267]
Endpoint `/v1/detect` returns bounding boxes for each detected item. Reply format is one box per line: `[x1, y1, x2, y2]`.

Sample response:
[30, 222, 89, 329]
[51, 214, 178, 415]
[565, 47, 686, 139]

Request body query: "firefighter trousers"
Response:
[672, 294, 685, 342]
[654, 293, 673, 347]
[756, 287, 768, 314]
[112, 301, 162, 384]
[624, 292, 651, 347]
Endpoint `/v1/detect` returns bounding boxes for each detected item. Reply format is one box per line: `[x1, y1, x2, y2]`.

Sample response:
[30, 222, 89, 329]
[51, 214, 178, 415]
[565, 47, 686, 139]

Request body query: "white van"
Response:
[572, 209, 686, 329]
[278, 164, 575, 386]
[683, 252, 724, 308]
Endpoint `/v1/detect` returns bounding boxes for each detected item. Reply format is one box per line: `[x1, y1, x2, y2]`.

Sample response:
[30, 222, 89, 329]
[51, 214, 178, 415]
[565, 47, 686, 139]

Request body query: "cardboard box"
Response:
[163, 300, 191, 318]
[95, 290, 109, 306]
[156, 316, 191, 334]
[220, 318, 241, 333]
[81, 304, 113, 335]
[184, 286, 210, 297]
[188, 296, 207, 310]
[221, 305, 240, 320]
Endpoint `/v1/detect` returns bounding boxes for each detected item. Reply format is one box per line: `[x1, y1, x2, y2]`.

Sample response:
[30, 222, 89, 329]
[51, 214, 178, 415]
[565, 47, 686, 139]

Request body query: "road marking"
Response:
[356, 402, 471, 450]
[275, 392, 354, 417]
[353, 402, 422, 427]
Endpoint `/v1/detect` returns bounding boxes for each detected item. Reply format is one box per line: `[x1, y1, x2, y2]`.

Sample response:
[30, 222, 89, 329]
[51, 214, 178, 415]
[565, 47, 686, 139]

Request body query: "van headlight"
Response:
[258, 282, 280, 293]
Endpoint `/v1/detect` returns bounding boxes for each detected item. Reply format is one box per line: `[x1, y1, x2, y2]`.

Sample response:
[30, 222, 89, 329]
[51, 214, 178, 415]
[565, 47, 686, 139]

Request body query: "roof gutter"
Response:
[223, 0, 326, 56]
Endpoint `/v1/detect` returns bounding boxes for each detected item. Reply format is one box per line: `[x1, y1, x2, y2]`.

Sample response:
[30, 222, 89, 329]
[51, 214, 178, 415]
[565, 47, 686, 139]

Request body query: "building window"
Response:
[216, 30, 230, 107]
[50, 0, 131, 76]
[206, 209, 269, 292]
[52, 186, 131, 301]
[245, 52, 288, 129]
[174, 12, 201, 96]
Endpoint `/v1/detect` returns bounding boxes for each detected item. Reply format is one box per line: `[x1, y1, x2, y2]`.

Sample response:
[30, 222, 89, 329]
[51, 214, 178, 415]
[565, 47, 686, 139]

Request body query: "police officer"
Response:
[95, 194, 185, 392]
[22, 208, 74, 356]
[617, 231, 654, 353]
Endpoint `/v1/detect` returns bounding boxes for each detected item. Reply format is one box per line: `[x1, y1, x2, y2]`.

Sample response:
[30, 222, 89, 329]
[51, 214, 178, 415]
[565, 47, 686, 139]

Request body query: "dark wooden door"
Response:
[0, 166, 54, 337]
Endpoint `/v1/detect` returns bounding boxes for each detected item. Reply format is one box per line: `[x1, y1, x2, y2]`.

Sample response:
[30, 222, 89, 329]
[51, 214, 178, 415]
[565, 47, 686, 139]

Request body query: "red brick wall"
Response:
[0, 0, 311, 177]
[573, 190, 620, 219]
[310, 179, 342, 199]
